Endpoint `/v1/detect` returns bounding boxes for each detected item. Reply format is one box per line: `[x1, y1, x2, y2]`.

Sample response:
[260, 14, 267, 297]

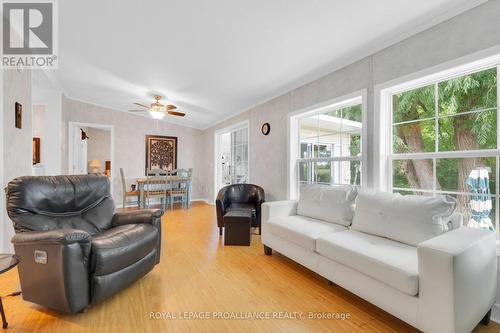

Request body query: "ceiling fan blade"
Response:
[167, 110, 185, 117]
[133, 102, 150, 109]
[166, 104, 177, 111]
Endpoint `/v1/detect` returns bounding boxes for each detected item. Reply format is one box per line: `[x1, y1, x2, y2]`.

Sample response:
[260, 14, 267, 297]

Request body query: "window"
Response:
[290, 94, 365, 197]
[390, 67, 499, 234]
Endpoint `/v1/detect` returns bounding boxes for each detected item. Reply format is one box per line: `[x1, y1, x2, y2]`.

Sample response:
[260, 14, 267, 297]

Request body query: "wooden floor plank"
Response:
[0, 202, 498, 332]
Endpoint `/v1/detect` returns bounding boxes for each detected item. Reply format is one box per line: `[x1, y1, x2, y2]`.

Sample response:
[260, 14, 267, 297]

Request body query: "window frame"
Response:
[379, 60, 500, 234]
[287, 90, 368, 200]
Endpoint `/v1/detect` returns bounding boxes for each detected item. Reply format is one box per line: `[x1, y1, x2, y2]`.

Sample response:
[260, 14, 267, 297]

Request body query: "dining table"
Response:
[136, 176, 192, 209]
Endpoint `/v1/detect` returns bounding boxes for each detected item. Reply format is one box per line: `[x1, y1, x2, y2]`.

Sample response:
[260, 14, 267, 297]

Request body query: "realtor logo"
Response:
[1, 0, 58, 68]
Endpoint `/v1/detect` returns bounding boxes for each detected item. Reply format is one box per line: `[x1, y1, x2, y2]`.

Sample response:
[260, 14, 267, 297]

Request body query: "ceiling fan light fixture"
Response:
[149, 110, 165, 120]
[131, 95, 184, 118]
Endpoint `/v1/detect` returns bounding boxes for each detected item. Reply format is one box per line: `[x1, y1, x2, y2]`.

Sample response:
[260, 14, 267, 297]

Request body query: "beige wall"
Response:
[33, 105, 44, 138]
[201, 0, 500, 203]
[32, 72, 63, 176]
[61, 97, 206, 203]
[2, 69, 33, 251]
[86, 127, 111, 173]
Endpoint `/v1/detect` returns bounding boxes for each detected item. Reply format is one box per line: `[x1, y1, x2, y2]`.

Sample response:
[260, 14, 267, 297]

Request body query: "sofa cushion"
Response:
[297, 185, 357, 226]
[91, 223, 158, 275]
[267, 215, 347, 251]
[351, 190, 456, 246]
[316, 230, 419, 296]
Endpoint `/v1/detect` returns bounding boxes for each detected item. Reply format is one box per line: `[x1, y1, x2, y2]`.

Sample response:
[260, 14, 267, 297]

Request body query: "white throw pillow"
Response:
[351, 190, 456, 246]
[297, 185, 357, 226]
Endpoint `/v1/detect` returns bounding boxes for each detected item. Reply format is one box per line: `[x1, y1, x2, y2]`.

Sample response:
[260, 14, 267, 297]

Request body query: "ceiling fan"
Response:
[128, 95, 185, 119]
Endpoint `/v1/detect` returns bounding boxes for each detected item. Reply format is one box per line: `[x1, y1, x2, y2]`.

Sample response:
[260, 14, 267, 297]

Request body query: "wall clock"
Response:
[261, 123, 271, 136]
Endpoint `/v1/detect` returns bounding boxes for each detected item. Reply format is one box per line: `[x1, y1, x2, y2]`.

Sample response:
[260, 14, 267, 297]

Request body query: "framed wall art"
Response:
[15, 102, 22, 129]
[145, 135, 178, 175]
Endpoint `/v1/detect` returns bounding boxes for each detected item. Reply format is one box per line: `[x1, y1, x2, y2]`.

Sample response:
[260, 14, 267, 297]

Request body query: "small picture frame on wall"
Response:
[32, 138, 41, 165]
[15, 102, 22, 129]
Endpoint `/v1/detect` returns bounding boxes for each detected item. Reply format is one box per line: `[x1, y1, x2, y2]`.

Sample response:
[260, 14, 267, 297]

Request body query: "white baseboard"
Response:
[191, 198, 210, 204]
[116, 198, 211, 209]
[492, 302, 500, 324]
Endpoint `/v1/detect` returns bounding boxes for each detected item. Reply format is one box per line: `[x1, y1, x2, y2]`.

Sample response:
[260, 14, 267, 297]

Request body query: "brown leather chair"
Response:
[216, 184, 265, 235]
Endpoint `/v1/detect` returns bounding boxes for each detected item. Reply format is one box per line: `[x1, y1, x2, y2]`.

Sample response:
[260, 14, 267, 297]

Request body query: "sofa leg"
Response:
[481, 309, 491, 325]
[264, 245, 272, 255]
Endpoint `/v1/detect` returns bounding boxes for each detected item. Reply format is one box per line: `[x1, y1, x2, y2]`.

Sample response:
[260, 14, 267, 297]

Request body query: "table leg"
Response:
[0, 297, 8, 329]
[139, 187, 145, 209]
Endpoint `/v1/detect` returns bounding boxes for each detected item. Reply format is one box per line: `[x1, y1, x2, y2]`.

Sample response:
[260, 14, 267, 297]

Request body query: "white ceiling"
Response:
[51, 0, 485, 129]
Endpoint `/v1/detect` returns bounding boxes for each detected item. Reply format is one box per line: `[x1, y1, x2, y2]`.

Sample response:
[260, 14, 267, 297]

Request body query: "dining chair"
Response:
[148, 169, 167, 176]
[177, 168, 192, 178]
[119, 168, 140, 208]
[145, 171, 169, 209]
[168, 168, 192, 210]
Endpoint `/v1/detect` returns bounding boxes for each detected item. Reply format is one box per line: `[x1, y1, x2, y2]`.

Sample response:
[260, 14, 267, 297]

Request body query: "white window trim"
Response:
[374, 44, 500, 190]
[374, 45, 500, 242]
[287, 89, 368, 200]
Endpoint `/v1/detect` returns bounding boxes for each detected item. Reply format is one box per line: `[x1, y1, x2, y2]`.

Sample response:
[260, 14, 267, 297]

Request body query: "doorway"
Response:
[214, 121, 249, 200]
[68, 122, 115, 188]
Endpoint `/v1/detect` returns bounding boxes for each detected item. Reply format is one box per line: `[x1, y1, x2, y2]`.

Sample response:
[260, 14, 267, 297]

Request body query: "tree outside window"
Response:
[392, 67, 498, 233]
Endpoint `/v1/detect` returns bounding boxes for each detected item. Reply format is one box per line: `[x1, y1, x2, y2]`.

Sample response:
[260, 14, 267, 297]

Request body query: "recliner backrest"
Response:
[6, 174, 115, 234]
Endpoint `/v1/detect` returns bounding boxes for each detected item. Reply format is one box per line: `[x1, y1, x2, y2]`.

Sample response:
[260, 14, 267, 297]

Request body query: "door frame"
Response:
[213, 120, 250, 202]
[68, 121, 115, 193]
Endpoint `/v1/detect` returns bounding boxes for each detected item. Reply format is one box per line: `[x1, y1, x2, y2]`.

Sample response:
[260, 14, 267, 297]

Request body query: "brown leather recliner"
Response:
[216, 184, 265, 235]
[5, 174, 163, 313]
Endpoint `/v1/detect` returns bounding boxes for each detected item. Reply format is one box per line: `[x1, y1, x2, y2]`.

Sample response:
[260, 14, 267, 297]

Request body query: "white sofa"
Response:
[262, 185, 497, 333]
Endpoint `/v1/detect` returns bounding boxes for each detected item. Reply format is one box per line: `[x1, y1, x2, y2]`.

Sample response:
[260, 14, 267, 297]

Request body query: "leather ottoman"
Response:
[223, 210, 252, 246]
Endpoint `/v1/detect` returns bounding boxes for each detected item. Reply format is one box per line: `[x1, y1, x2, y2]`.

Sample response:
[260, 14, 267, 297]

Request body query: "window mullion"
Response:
[434, 82, 439, 153]
[392, 149, 500, 160]
[432, 158, 437, 197]
[434, 82, 439, 197]
[496, 66, 499, 233]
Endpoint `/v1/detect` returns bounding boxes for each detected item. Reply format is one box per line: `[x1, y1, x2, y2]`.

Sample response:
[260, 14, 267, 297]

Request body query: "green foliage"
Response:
[471, 110, 497, 147]
[392, 160, 411, 188]
[393, 85, 434, 123]
[393, 68, 498, 195]
[439, 68, 496, 115]
[342, 105, 362, 122]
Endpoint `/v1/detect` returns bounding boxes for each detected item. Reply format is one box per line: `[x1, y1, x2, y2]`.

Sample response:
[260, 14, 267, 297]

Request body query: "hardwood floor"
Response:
[0, 202, 498, 332]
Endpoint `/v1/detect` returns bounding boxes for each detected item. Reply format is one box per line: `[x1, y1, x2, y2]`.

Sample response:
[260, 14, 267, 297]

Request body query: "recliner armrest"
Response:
[11, 229, 91, 246]
[11, 228, 92, 313]
[112, 209, 163, 265]
[417, 227, 497, 333]
[112, 209, 163, 227]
